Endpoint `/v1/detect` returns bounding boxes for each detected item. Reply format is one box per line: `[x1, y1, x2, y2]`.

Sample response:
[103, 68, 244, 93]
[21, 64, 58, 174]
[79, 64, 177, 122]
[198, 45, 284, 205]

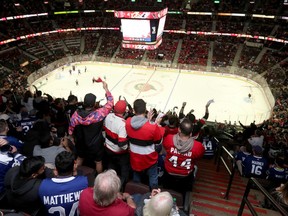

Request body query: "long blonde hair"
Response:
[274, 183, 288, 205]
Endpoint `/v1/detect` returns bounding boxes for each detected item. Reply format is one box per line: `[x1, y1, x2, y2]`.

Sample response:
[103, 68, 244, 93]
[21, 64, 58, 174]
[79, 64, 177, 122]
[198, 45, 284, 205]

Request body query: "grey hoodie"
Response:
[173, 134, 194, 154]
[131, 115, 148, 130]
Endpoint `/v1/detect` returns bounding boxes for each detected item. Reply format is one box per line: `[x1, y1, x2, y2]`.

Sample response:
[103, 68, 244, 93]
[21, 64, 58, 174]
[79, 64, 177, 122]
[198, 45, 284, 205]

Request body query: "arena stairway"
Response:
[190, 159, 281, 216]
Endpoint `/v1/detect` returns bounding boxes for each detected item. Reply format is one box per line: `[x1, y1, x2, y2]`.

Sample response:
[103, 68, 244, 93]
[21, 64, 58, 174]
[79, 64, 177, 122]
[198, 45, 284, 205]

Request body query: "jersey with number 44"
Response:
[163, 134, 205, 176]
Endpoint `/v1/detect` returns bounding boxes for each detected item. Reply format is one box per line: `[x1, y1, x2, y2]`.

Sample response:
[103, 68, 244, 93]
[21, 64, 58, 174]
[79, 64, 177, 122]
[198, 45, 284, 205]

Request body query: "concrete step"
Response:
[189, 159, 281, 216]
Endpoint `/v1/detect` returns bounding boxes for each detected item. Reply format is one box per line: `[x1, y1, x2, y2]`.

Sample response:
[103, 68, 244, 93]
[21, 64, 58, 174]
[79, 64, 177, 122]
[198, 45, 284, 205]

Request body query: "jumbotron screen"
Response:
[121, 19, 151, 42]
[115, 6, 168, 50]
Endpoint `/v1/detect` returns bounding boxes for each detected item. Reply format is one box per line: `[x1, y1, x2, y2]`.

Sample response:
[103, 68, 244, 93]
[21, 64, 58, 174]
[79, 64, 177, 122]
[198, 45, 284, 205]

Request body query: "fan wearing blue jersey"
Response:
[267, 156, 286, 185]
[38, 151, 88, 216]
[0, 119, 24, 151]
[235, 143, 252, 176]
[242, 145, 268, 179]
[17, 106, 37, 136]
[199, 126, 218, 159]
[0, 138, 25, 195]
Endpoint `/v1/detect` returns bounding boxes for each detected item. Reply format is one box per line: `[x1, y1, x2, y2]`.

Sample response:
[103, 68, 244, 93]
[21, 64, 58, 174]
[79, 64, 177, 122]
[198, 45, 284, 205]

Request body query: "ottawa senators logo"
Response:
[134, 83, 156, 91]
[124, 79, 163, 97]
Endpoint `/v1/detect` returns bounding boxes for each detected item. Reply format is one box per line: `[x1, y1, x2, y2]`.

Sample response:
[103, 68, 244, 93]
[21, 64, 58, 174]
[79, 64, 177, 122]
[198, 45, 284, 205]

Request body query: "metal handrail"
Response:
[238, 177, 288, 216]
[216, 145, 237, 199]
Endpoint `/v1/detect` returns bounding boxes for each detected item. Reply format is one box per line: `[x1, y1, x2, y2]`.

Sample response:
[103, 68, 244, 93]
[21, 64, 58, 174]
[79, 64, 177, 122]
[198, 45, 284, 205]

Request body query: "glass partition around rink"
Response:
[27, 55, 274, 126]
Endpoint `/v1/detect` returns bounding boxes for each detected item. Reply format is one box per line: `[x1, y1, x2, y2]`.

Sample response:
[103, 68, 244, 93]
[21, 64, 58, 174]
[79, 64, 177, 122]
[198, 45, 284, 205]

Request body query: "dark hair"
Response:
[0, 120, 8, 133]
[39, 132, 53, 148]
[133, 99, 146, 115]
[275, 156, 284, 168]
[152, 108, 158, 120]
[36, 91, 42, 97]
[23, 91, 32, 103]
[0, 144, 12, 152]
[55, 151, 75, 176]
[203, 126, 210, 135]
[32, 120, 51, 132]
[20, 156, 45, 178]
[54, 98, 62, 105]
[168, 115, 179, 128]
[0, 103, 7, 113]
[186, 113, 196, 123]
[67, 95, 77, 103]
[245, 143, 253, 154]
[179, 118, 193, 136]
[255, 129, 262, 136]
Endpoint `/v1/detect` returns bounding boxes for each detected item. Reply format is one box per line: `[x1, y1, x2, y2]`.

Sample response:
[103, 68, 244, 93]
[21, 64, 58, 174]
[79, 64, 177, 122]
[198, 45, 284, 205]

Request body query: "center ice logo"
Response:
[124, 79, 163, 97]
[134, 83, 156, 91]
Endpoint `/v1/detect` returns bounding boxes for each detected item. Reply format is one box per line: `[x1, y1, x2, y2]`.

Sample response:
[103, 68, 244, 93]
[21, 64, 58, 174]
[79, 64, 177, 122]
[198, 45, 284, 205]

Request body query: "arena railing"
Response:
[216, 145, 236, 200]
[237, 177, 288, 216]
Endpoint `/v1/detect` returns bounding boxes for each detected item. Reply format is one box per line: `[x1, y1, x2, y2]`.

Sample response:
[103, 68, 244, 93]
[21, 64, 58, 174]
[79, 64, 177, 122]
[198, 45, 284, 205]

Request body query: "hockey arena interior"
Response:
[0, 0, 288, 216]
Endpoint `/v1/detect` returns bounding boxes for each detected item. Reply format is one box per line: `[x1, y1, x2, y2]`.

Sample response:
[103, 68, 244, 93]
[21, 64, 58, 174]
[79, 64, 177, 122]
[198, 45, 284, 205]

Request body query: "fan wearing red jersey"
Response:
[162, 118, 205, 193]
[125, 99, 163, 190]
[103, 100, 129, 191]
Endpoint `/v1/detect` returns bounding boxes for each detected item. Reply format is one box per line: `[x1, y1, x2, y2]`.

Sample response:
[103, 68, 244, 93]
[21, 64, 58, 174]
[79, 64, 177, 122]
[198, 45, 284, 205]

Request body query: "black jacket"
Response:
[4, 166, 43, 215]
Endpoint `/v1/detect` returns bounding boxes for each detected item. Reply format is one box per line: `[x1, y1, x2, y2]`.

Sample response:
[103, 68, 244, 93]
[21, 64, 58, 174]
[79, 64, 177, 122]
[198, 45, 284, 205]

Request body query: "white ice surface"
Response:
[32, 62, 272, 125]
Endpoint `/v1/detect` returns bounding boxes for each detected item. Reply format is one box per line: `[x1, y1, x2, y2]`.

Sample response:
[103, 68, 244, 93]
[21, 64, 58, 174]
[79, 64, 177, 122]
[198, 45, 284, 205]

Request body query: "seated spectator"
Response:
[0, 119, 24, 151]
[0, 138, 25, 196]
[162, 118, 205, 194]
[275, 183, 288, 207]
[78, 169, 135, 216]
[22, 119, 51, 157]
[235, 143, 252, 176]
[264, 182, 288, 212]
[38, 151, 88, 216]
[33, 131, 66, 169]
[4, 156, 46, 215]
[242, 145, 268, 179]
[267, 156, 286, 186]
[134, 188, 187, 216]
[248, 129, 264, 149]
[21, 90, 34, 113]
[60, 136, 76, 155]
[16, 106, 37, 136]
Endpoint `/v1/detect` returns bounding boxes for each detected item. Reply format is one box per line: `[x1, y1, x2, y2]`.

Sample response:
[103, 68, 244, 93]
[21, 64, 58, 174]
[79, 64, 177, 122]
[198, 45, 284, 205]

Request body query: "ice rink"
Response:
[32, 62, 273, 125]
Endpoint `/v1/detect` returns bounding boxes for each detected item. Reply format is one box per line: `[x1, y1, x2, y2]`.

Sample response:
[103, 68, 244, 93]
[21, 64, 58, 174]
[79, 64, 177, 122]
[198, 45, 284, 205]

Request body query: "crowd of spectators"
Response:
[212, 37, 238, 68]
[0, 0, 287, 17]
[178, 35, 210, 67]
[0, 67, 286, 215]
[146, 34, 179, 63]
[96, 31, 122, 58]
[114, 48, 145, 64]
[83, 32, 102, 55]
[215, 16, 244, 33]
[164, 14, 184, 30]
[0, 0, 286, 78]
[186, 18, 212, 32]
[0, 1, 287, 213]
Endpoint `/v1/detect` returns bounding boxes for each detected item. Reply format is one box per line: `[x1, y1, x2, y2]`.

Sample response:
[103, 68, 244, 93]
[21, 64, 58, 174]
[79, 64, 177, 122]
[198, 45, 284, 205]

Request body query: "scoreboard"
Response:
[114, 6, 168, 50]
